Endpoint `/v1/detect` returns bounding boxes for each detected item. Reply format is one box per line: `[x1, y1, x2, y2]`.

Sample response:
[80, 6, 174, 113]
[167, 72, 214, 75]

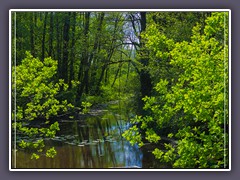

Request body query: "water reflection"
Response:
[15, 102, 146, 168]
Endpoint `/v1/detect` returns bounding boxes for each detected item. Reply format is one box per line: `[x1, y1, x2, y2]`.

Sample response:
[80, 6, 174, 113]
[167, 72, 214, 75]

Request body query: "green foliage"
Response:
[82, 95, 104, 105]
[122, 125, 143, 147]
[123, 12, 229, 168]
[46, 147, 57, 158]
[12, 52, 74, 159]
[12, 11, 229, 168]
[81, 101, 92, 114]
[12, 52, 74, 121]
[31, 153, 40, 160]
[148, 12, 210, 43]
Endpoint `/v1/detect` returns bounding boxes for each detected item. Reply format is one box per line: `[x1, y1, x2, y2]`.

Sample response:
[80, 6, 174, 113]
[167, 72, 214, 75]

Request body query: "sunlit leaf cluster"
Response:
[12, 52, 74, 159]
[123, 12, 229, 168]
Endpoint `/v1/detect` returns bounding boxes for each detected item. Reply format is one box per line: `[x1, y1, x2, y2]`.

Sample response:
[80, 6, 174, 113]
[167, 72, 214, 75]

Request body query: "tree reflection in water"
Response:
[14, 104, 145, 169]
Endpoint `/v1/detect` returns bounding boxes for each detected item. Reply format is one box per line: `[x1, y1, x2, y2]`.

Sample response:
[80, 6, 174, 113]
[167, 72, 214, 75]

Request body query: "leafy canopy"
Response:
[12, 52, 74, 159]
[123, 12, 229, 168]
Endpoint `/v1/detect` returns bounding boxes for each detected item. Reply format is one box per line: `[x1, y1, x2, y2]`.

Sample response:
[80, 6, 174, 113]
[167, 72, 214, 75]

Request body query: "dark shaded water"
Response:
[13, 101, 166, 169]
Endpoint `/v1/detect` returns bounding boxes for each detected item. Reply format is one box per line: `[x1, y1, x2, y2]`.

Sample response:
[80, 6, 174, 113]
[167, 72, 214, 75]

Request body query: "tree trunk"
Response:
[62, 12, 71, 84]
[30, 13, 35, 57]
[139, 12, 152, 114]
[56, 13, 62, 79]
[89, 12, 105, 94]
[69, 12, 76, 89]
[77, 12, 90, 102]
[41, 12, 48, 62]
[48, 12, 54, 57]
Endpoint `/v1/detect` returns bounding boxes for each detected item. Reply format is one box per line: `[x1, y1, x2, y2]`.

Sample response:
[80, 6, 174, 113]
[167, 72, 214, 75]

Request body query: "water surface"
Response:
[13, 101, 166, 169]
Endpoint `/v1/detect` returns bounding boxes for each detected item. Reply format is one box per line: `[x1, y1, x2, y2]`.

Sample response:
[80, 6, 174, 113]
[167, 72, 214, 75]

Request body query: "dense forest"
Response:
[11, 11, 229, 169]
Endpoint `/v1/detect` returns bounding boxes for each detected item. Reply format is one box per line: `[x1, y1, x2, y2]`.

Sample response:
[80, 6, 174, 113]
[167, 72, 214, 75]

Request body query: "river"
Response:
[12, 101, 167, 169]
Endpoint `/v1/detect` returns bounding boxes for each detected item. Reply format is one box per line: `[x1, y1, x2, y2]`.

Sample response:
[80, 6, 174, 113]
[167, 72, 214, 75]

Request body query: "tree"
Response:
[123, 12, 229, 168]
[76, 12, 91, 102]
[48, 12, 54, 58]
[69, 12, 77, 89]
[12, 52, 74, 159]
[138, 12, 153, 114]
[125, 12, 153, 114]
[61, 12, 71, 84]
[41, 12, 48, 62]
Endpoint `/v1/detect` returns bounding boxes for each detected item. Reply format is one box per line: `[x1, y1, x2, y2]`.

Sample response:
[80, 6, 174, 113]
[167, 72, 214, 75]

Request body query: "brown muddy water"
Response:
[12, 101, 167, 169]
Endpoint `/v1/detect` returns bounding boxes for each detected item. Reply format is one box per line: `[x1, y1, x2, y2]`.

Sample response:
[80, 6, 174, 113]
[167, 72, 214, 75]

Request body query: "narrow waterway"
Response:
[13, 101, 166, 169]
